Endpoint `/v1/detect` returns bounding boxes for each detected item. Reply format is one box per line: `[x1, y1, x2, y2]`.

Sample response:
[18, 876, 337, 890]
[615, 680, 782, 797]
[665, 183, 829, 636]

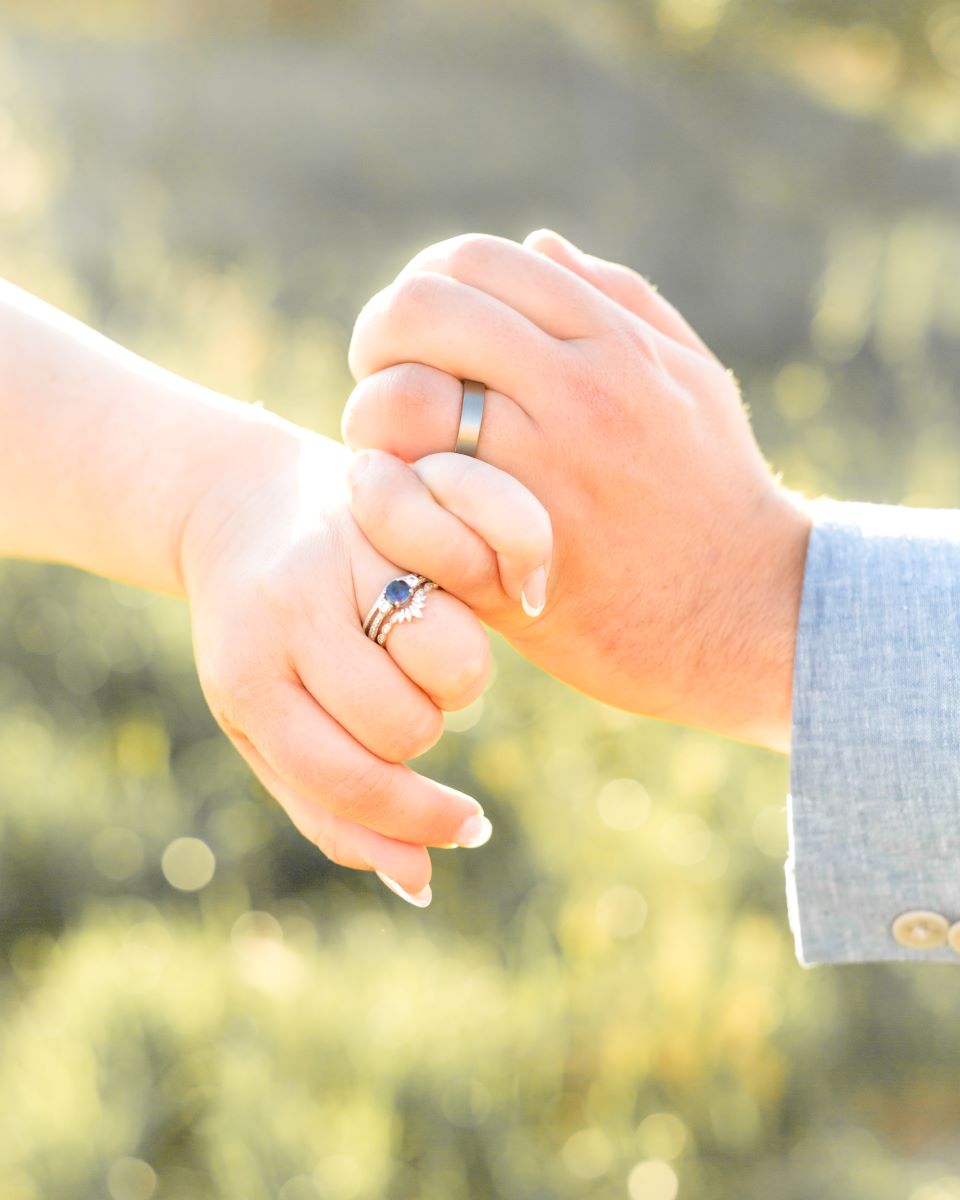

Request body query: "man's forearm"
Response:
[0, 279, 294, 595]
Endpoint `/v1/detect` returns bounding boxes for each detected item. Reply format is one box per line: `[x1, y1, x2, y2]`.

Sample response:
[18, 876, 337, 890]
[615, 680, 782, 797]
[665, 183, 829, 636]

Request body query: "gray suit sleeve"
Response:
[786, 500, 960, 965]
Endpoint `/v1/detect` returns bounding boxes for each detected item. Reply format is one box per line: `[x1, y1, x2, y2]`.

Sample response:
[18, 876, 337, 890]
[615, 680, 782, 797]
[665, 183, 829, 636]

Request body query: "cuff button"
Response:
[891, 909, 949, 950]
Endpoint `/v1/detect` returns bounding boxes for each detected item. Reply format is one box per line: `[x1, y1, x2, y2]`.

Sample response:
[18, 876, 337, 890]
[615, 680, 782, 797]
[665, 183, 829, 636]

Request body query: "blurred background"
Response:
[3, 2, 960, 1198]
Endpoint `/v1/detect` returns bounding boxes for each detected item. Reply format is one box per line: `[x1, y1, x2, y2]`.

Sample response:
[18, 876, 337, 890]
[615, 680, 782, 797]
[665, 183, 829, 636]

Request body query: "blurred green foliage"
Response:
[4, 3, 960, 1199]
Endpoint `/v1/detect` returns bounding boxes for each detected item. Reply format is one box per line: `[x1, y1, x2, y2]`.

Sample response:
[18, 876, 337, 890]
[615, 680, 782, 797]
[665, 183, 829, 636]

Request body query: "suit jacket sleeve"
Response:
[786, 499, 960, 965]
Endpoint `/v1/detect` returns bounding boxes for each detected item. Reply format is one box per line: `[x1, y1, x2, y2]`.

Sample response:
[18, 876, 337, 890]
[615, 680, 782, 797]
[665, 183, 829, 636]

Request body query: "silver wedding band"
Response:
[455, 380, 485, 456]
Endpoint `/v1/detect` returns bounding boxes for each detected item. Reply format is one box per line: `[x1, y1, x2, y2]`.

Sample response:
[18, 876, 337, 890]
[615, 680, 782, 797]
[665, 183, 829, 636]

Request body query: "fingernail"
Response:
[452, 813, 493, 849]
[375, 871, 433, 908]
[347, 451, 371, 487]
[521, 565, 548, 618]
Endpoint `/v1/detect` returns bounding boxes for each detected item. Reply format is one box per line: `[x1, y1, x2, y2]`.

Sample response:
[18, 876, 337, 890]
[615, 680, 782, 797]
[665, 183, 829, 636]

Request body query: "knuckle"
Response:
[204, 651, 276, 726]
[390, 270, 439, 325]
[324, 757, 400, 825]
[620, 317, 661, 366]
[380, 705, 444, 763]
[444, 233, 496, 280]
[436, 631, 491, 708]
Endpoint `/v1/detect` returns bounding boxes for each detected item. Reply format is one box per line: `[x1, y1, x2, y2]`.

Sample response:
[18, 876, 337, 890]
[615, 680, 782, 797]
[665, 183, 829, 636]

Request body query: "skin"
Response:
[344, 231, 813, 752]
[0, 279, 553, 905]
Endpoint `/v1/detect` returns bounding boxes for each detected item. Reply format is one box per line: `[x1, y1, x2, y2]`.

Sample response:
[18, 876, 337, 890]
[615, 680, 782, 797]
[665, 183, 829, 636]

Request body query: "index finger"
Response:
[349, 270, 562, 402]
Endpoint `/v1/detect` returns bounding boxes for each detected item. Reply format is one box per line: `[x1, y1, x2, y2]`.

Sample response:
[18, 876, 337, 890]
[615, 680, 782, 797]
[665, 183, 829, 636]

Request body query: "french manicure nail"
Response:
[521, 565, 548, 619]
[452, 813, 493, 849]
[347, 451, 371, 487]
[375, 871, 432, 908]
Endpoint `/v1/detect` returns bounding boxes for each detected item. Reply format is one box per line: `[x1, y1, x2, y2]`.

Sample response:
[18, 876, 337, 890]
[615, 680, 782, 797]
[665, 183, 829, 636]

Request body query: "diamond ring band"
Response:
[363, 574, 440, 646]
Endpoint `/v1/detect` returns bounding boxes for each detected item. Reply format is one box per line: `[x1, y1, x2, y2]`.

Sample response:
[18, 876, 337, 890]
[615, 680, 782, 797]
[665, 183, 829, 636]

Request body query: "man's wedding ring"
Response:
[363, 574, 439, 646]
[455, 380, 485, 456]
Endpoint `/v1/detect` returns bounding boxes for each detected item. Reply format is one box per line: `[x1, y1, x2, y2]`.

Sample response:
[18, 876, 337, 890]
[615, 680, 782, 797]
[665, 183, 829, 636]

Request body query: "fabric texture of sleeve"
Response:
[786, 499, 960, 965]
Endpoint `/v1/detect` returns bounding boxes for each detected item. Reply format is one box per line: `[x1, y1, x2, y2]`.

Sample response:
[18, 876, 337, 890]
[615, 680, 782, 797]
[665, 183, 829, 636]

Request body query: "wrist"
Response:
[174, 403, 308, 600]
[712, 485, 812, 752]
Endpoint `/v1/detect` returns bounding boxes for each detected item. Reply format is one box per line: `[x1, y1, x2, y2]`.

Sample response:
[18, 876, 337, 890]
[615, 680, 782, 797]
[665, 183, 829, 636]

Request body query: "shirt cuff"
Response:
[787, 499, 960, 965]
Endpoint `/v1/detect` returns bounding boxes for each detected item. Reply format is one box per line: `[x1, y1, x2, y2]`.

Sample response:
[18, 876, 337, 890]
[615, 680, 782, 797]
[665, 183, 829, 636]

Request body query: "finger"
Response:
[342, 363, 536, 468]
[396, 233, 623, 341]
[349, 450, 501, 612]
[352, 542, 493, 711]
[349, 270, 563, 405]
[293, 614, 445, 764]
[348, 449, 552, 616]
[231, 676, 490, 849]
[413, 453, 552, 610]
[523, 228, 714, 358]
[236, 735, 434, 905]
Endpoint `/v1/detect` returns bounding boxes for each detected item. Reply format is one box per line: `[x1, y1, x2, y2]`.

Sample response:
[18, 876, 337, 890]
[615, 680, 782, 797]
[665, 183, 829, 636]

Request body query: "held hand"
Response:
[177, 422, 551, 904]
[344, 232, 811, 751]
[0, 278, 556, 904]
[178, 425, 488, 905]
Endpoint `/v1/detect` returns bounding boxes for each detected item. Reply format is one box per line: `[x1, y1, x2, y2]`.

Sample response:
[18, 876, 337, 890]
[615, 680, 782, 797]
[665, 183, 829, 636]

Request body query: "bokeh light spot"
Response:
[595, 885, 648, 940]
[231, 910, 304, 994]
[627, 1159, 679, 1200]
[561, 1127, 614, 1180]
[115, 719, 170, 777]
[659, 812, 713, 866]
[106, 1157, 157, 1200]
[313, 1153, 364, 1199]
[596, 778, 651, 830]
[752, 805, 788, 858]
[443, 695, 485, 733]
[637, 1112, 689, 1161]
[161, 837, 215, 892]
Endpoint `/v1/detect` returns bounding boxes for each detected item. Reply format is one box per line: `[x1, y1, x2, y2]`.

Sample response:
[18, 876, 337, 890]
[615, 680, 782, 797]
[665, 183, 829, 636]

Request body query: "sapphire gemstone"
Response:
[385, 579, 412, 605]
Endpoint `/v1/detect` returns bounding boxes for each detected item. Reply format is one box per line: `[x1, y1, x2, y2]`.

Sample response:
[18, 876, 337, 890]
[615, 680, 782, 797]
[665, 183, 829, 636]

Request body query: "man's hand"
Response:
[343, 232, 811, 751]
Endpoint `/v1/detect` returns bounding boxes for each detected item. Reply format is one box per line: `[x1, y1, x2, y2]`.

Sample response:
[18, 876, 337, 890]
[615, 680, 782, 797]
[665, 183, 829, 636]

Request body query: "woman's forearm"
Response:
[0, 278, 491, 898]
[0, 278, 295, 596]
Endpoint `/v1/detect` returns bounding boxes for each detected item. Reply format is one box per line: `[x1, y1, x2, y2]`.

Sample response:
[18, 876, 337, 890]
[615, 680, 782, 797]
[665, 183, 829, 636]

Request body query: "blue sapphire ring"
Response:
[363, 573, 440, 646]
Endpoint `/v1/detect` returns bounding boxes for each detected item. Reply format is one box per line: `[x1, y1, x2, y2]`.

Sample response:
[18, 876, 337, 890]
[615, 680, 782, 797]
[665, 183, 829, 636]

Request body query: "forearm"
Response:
[0, 278, 296, 596]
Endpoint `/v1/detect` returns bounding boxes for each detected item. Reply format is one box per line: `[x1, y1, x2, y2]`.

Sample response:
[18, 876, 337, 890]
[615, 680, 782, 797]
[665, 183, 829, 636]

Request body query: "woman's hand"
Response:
[344, 232, 812, 751]
[178, 424, 551, 905]
[0, 278, 554, 907]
